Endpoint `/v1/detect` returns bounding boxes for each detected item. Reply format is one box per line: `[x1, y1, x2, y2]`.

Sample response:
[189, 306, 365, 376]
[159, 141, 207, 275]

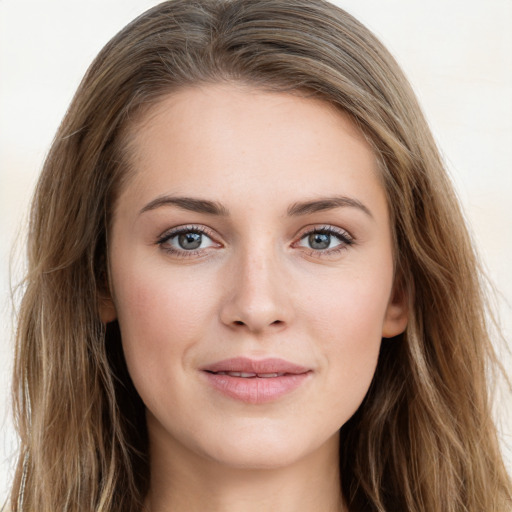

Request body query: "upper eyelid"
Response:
[295, 224, 354, 240]
[157, 224, 216, 242]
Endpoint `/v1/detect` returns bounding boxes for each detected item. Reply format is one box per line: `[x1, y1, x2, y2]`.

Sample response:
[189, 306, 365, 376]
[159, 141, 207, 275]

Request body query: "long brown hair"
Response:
[11, 1, 512, 510]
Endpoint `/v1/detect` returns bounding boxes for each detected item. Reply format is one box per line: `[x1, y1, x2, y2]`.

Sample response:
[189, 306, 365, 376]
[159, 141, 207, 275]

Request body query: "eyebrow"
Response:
[139, 194, 373, 219]
[139, 196, 229, 216]
[287, 196, 373, 218]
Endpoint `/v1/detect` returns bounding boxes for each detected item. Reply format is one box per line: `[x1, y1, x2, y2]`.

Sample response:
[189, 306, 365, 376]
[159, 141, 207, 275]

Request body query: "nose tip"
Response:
[219, 255, 292, 333]
[222, 297, 288, 333]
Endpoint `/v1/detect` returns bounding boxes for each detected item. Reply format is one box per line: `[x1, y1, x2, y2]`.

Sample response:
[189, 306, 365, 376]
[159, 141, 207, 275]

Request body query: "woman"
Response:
[10, 0, 512, 510]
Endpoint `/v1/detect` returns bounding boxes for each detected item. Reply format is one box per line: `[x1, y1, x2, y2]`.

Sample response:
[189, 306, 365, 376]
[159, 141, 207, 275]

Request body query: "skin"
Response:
[101, 83, 408, 512]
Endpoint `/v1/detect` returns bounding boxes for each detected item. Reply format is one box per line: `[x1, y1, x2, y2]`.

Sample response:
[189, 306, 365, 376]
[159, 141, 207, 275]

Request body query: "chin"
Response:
[194, 426, 339, 471]
[206, 445, 306, 470]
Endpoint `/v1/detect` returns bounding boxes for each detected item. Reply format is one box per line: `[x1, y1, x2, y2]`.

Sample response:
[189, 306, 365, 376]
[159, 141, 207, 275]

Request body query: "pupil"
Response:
[178, 232, 202, 250]
[309, 233, 330, 250]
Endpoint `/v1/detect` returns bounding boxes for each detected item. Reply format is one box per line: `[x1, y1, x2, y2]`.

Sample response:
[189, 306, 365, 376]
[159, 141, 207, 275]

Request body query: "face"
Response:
[103, 84, 407, 471]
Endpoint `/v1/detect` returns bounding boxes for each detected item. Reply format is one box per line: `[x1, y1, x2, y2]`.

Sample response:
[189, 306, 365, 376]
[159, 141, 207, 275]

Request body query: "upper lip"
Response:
[201, 357, 311, 375]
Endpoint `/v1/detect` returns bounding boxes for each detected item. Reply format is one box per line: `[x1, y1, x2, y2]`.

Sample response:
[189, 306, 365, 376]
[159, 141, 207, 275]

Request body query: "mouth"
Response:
[207, 371, 288, 378]
[201, 356, 310, 375]
[201, 357, 312, 404]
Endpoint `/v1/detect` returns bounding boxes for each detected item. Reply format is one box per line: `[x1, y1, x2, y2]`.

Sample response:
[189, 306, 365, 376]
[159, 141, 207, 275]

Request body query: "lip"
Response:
[200, 357, 312, 404]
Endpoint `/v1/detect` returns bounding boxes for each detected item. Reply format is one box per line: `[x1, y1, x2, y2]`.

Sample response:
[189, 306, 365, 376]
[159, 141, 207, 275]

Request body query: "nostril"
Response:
[232, 319, 282, 327]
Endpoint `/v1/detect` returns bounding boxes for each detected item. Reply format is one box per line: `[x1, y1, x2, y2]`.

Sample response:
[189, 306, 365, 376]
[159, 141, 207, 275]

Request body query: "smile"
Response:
[211, 371, 286, 378]
[201, 357, 312, 404]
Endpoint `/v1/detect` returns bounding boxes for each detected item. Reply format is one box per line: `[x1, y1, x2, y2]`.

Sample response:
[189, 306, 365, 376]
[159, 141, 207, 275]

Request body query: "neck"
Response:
[145, 422, 345, 512]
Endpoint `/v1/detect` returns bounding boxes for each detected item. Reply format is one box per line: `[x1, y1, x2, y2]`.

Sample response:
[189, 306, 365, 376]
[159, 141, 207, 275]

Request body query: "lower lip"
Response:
[203, 372, 311, 404]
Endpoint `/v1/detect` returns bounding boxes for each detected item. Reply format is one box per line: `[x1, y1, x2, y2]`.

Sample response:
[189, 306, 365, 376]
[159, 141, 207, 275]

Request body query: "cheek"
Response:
[110, 263, 216, 390]
[301, 268, 392, 345]
[298, 270, 392, 416]
[114, 258, 215, 335]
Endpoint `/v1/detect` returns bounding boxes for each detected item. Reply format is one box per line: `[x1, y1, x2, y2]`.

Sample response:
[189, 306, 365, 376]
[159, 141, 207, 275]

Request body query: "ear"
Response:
[382, 279, 408, 338]
[98, 290, 117, 324]
[99, 294, 117, 323]
[97, 267, 117, 324]
[97, 252, 117, 323]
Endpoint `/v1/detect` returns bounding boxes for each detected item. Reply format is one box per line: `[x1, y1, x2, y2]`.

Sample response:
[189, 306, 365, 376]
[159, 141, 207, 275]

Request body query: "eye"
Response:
[157, 225, 219, 255]
[174, 231, 210, 250]
[295, 226, 353, 253]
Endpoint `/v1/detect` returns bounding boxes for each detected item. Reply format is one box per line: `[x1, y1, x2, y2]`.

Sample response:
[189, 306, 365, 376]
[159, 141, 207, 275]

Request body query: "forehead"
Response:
[116, 83, 385, 218]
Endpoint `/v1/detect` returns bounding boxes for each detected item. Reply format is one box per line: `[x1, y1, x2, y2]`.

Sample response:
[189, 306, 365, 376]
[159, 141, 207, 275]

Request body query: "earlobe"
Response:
[98, 292, 117, 323]
[97, 259, 117, 323]
[382, 282, 409, 338]
[99, 295, 117, 324]
[98, 279, 117, 323]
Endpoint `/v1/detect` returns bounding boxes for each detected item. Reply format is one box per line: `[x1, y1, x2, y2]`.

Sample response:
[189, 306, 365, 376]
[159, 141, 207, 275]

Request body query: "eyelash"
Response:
[156, 225, 218, 258]
[294, 225, 354, 258]
[156, 224, 354, 259]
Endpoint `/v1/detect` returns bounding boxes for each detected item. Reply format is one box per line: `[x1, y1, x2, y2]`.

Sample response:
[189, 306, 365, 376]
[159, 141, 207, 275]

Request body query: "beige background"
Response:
[1, 0, 511, 501]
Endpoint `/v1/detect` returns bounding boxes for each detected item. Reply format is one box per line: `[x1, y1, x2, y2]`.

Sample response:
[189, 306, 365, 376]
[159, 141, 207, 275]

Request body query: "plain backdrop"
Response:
[1, 0, 511, 502]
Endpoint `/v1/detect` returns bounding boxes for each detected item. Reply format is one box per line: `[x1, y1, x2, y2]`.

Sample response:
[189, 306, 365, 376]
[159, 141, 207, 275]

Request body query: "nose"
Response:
[219, 249, 293, 334]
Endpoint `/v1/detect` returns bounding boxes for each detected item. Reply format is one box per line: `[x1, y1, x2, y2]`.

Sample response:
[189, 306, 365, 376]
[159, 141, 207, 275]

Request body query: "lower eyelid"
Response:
[157, 240, 218, 259]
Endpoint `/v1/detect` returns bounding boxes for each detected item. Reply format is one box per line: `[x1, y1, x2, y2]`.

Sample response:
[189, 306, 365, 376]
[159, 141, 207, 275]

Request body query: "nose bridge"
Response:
[243, 248, 277, 300]
[220, 239, 291, 332]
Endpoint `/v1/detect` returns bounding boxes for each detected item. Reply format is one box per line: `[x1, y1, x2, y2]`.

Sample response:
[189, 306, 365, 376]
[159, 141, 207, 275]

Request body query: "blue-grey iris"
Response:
[179, 232, 202, 250]
[309, 233, 330, 250]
